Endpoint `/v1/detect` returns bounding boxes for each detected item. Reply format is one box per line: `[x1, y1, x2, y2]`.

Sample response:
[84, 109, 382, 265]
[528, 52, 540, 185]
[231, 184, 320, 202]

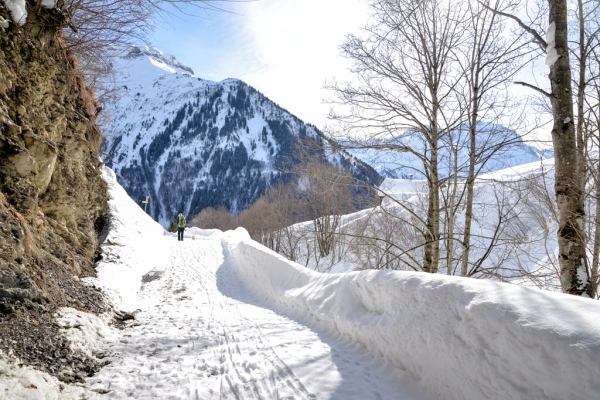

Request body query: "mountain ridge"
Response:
[101, 46, 379, 226]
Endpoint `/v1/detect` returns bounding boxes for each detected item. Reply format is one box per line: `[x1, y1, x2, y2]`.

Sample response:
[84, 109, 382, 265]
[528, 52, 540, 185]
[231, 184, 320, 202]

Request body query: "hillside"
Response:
[342, 123, 548, 179]
[0, 1, 109, 382]
[101, 46, 379, 226]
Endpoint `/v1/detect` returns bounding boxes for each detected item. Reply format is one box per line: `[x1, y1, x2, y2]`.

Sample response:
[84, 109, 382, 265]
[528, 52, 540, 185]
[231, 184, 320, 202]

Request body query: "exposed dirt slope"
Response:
[0, 1, 109, 379]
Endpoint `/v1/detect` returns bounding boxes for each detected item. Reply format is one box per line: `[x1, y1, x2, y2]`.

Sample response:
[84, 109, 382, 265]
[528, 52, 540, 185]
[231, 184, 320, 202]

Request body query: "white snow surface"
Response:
[87, 167, 420, 399]
[545, 22, 560, 68]
[2, 0, 27, 26]
[226, 228, 600, 399]
[55, 308, 113, 359]
[93, 167, 166, 312]
[0, 353, 88, 400]
[95, 165, 600, 399]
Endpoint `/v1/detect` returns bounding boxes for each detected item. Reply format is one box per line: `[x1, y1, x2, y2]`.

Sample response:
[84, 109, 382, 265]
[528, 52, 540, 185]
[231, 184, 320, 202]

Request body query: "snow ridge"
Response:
[224, 227, 600, 400]
[122, 45, 195, 75]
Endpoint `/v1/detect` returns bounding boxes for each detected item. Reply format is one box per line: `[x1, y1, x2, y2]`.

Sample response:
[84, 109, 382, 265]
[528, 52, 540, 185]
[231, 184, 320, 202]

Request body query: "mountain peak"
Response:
[101, 48, 378, 226]
[119, 44, 195, 76]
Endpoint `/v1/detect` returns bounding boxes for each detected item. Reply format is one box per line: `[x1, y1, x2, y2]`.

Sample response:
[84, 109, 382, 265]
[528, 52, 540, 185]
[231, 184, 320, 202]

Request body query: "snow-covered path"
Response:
[87, 235, 415, 399]
[64, 168, 599, 400]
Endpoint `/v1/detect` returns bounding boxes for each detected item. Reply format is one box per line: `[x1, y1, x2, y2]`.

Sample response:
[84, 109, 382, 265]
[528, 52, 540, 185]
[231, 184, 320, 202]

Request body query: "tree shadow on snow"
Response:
[215, 258, 423, 400]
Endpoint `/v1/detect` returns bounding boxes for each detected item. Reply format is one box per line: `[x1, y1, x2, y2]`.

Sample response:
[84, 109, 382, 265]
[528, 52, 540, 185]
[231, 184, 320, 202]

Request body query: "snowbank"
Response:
[0, 353, 87, 400]
[55, 308, 112, 358]
[92, 167, 168, 311]
[223, 227, 600, 400]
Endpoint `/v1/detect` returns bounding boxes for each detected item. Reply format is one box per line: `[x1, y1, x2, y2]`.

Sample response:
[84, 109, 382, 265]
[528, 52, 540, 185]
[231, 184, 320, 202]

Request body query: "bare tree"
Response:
[189, 206, 236, 231]
[299, 161, 357, 258]
[237, 183, 309, 260]
[569, 0, 600, 299]
[481, 0, 592, 295]
[585, 43, 600, 298]
[348, 205, 422, 271]
[454, 0, 530, 277]
[237, 197, 276, 247]
[265, 183, 306, 261]
[327, 0, 532, 278]
[327, 0, 468, 273]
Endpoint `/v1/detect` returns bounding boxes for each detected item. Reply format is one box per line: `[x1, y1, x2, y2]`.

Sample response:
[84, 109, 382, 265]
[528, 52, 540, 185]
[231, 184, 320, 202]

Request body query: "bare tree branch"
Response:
[478, 0, 548, 51]
[514, 81, 553, 97]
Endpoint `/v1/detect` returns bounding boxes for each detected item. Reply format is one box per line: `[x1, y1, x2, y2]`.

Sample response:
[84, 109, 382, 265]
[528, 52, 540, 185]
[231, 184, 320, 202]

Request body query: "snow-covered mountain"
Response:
[101, 46, 379, 226]
[343, 124, 548, 179]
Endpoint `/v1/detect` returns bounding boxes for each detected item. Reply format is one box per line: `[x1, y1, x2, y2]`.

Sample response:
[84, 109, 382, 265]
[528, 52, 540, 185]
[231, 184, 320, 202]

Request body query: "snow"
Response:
[378, 178, 426, 200]
[55, 308, 112, 358]
[225, 227, 600, 399]
[148, 56, 178, 74]
[93, 167, 166, 311]
[96, 165, 599, 399]
[0, 352, 88, 400]
[40, 0, 55, 8]
[0, 16, 9, 30]
[3, 0, 27, 26]
[87, 167, 416, 399]
[4, 165, 598, 399]
[545, 22, 560, 68]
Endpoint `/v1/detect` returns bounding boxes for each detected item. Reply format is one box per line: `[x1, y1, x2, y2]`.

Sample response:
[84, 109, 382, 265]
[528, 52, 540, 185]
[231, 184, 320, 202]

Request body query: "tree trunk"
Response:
[592, 159, 600, 298]
[548, 0, 591, 295]
[446, 145, 459, 275]
[576, 0, 587, 191]
[424, 121, 441, 274]
[461, 82, 479, 277]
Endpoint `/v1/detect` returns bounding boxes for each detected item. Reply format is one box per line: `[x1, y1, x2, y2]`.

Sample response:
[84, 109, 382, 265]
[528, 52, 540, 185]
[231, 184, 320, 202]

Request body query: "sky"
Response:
[150, 0, 371, 129]
[148, 0, 553, 147]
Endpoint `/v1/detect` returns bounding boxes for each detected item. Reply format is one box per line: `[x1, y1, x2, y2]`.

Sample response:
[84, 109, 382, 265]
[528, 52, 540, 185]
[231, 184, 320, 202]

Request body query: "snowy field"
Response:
[2, 167, 600, 399]
[285, 157, 565, 282]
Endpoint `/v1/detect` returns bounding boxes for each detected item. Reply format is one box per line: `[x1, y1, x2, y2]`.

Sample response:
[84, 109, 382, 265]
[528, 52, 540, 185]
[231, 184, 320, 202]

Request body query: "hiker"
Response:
[177, 213, 186, 241]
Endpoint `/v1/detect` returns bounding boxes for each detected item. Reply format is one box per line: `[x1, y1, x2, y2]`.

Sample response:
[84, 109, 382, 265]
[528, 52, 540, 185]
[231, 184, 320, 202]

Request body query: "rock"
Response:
[114, 311, 136, 322]
[0, 3, 108, 385]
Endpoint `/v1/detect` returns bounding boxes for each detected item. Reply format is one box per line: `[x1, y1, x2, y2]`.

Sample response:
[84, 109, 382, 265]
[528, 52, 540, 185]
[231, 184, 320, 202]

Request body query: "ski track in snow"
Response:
[87, 235, 414, 399]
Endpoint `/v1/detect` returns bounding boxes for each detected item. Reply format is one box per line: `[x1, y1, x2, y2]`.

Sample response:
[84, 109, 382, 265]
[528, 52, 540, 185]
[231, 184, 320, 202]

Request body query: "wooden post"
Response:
[142, 196, 150, 213]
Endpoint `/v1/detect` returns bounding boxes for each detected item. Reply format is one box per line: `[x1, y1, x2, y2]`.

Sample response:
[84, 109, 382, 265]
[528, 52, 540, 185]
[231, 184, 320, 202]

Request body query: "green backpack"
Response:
[177, 214, 186, 228]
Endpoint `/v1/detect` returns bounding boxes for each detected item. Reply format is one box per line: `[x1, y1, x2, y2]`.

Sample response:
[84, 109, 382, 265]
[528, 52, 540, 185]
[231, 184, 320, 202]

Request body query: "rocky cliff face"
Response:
[0, 1, 108, 375]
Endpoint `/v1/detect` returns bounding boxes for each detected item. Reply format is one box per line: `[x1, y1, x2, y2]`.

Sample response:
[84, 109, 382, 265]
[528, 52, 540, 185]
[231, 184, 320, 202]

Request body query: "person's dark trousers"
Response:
[177, 227, 185, 241]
